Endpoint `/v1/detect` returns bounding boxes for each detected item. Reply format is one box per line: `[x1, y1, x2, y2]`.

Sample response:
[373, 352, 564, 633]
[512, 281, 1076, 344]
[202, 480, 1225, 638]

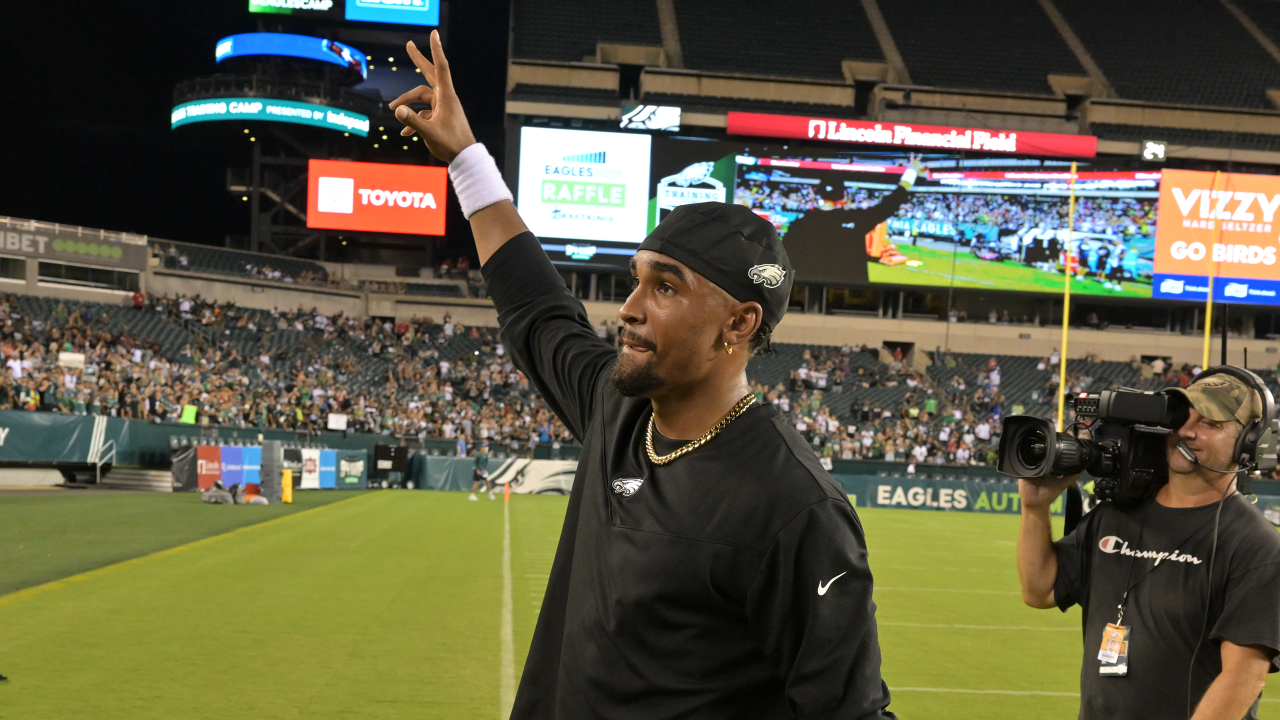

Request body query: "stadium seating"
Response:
[35, 288, 1280, 473]
[512, 0, 663, 62]
[639, 93, 861, 119]
[1239, 0, 1280, 54]
[674, 0, 882, 81]
[1055, 0, 1280, 108]
[876, 0, 1085, 95]
[13, 296, 196, 358]
[507, 84, 622, 107]
[1090, 124, 1280, 154]
[155, 242, 330, 285]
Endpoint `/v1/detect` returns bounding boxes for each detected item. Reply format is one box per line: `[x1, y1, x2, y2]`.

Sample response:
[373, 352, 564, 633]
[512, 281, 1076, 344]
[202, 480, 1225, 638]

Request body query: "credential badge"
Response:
[748, 264, 786, 288]
[612, 477, 645, 497]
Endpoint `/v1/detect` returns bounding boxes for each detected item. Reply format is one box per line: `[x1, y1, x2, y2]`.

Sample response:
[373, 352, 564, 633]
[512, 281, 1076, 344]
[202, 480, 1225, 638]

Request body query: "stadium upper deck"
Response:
[507, 0, 1280, 160]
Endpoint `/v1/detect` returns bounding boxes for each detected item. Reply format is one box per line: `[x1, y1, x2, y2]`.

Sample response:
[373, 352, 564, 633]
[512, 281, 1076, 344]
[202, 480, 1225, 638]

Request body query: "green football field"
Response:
[867, 244, 1153, 298]
[0, 490, 1275, 719]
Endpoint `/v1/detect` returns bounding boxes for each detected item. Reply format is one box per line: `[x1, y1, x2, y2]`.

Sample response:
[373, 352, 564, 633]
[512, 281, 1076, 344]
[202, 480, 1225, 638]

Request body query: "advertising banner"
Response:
[319, 449, 337, 489]
[220, 446, 244, 487]
[1152, 168, 1280, 305]
[345, 0, 439, 26]
[216, 33, 367, 78]
[338, 451, 367, 488]
[727, 112, 1098, 158]
[307, 159, 447, 235]
[171, 446, 198, 492]
[0, 217, 148, 272]
[196, 445, 222, 490]
[242, 445, 263, 490]
[250, 0, 339, 16]
[516, 127, 653, 243]
[848, 475, 1064, 515]
[300, 448, 321, 489]
[171, 98, 369, 137]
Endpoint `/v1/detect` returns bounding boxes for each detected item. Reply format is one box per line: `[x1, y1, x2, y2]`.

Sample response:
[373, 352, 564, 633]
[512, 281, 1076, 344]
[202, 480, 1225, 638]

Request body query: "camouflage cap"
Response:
[1167, 373, 1263, 426]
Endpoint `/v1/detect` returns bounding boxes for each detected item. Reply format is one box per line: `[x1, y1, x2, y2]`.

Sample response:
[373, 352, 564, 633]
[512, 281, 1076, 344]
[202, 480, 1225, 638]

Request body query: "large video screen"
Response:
[216, 33, 368, 78]
[734, 159, 1158, 298]
[307, 159, 447, 235]
[516, 127, 653, 244]
[513, 125, 1280, 306]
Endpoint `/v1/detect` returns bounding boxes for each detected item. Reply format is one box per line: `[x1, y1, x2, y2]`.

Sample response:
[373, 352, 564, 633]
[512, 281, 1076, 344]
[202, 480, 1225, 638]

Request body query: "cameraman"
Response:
[1017, 374, 1280, 719]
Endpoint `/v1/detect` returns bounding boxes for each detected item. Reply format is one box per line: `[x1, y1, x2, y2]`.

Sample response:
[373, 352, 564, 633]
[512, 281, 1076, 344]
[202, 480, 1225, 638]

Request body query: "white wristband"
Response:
[449, 143, 513, 219]
[899, 168, 918, 189]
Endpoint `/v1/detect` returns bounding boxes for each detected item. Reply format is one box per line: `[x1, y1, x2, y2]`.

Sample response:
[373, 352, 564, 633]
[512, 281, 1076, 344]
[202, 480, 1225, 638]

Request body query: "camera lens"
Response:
[1018, 428, 1048, 468]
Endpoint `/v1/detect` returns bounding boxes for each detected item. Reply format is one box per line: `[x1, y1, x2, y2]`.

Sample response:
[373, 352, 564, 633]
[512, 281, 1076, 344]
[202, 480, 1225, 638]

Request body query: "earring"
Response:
[724, 342, 733, 355]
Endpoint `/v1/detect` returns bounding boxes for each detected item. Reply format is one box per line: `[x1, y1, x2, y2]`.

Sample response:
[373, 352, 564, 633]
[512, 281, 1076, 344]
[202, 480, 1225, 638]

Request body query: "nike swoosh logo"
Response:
[817, 572, 848, 596]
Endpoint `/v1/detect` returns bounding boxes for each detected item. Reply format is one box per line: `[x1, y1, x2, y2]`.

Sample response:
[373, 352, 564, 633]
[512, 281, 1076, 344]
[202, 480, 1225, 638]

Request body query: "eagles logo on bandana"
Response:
[748, 264, 786, 288]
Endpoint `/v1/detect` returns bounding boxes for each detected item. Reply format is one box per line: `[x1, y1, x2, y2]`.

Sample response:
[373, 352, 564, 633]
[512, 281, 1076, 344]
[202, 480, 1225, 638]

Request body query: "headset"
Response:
[1172, 365, 1278, 494]
[1173, 366, 1277, 718]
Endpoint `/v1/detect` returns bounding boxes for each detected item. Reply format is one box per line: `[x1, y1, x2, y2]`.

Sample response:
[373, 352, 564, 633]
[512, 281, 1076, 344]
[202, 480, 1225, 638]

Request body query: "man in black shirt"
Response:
[1017, 373, 1280, 719]
[783, 172, 919, 285]
[392, 31, 894, 720]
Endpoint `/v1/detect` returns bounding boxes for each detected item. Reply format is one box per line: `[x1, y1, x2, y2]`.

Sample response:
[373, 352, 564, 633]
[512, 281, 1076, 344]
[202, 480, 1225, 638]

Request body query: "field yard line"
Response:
[499, 498, 515, 720]
[881, 622, 1075, 631]
[0, 491, 382, 609]
[892, 687, 1079, 697]
[875, 587, 1021, 595]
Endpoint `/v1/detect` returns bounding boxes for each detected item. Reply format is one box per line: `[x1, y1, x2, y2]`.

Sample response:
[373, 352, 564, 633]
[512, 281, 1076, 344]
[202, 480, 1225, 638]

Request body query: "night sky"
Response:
[2, 0, 509, 262]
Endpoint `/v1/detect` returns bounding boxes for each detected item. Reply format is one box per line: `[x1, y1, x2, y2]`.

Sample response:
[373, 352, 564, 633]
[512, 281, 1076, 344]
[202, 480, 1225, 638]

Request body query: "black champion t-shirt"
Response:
[483, 232, 895, 720]
[1054, 494, 1280, 720]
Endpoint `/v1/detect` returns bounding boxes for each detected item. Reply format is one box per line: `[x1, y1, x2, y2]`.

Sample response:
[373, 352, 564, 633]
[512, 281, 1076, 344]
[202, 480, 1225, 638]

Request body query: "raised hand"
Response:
[389, 30, 477, 163]
[906, 153, 930, 180]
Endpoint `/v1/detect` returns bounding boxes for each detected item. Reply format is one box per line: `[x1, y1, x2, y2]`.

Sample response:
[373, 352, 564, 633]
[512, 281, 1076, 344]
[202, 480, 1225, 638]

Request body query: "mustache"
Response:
[618, 328, 656, 352]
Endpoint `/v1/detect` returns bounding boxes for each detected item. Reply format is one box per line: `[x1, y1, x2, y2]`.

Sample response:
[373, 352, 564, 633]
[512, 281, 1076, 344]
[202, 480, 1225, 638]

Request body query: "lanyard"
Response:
[1114, 500, 1222, 625]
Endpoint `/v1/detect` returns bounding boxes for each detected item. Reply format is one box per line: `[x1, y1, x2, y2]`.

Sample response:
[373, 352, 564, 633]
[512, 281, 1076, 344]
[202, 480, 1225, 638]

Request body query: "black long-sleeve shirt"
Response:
[484, 232, 895, 720]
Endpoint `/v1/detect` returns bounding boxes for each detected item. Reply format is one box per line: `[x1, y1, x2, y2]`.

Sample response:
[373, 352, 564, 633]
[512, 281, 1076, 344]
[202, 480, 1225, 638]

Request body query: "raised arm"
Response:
[388, 32, 614, 436]
[389, 31, 526, 266]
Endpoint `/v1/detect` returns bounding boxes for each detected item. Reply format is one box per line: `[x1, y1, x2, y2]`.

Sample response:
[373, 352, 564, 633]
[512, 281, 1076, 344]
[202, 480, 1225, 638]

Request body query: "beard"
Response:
[608, 349, 663, 397]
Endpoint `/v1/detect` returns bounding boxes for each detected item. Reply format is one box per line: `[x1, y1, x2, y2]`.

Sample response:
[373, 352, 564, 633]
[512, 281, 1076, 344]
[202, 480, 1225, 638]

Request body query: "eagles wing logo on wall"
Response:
[612, 477, 645, 497]
[748, 264, 786, 288]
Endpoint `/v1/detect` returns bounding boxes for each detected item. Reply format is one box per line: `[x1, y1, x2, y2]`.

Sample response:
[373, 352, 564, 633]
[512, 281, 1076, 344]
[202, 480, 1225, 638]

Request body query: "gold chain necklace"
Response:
[645, 393, 757, 466]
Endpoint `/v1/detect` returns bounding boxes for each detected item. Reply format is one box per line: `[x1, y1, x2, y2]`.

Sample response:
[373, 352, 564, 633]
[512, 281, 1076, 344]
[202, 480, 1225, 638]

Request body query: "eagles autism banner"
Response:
[1152, 168, 1280, 304]
[835, 475, 1065, 515]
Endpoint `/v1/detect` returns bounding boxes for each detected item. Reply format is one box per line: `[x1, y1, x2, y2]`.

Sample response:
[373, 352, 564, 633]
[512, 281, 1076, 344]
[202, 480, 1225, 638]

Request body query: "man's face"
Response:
[608, 251, 738, 397]
[1166, 407, 1243, 478]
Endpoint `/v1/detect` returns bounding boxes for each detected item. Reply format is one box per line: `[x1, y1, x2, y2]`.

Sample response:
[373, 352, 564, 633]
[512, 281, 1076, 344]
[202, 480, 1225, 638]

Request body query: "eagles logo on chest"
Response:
[611, 477, 645, 497]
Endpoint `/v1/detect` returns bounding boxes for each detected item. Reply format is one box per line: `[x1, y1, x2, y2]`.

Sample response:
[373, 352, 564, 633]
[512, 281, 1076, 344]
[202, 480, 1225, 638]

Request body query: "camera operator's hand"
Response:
[1019, 474, 1079, 510]
[390, 31, 476, 164]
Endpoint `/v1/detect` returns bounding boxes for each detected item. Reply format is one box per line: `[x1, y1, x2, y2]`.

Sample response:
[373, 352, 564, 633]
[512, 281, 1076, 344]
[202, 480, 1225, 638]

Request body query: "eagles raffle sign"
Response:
[307, 159, 448, 236]
[1152, 168, 1280, 304]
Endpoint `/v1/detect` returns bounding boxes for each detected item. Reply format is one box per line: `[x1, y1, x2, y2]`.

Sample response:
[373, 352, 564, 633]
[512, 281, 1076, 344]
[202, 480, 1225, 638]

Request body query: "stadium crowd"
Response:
[760, 345, 1006, 469]
[4, 286, 1258, 469]
[0, 293, 574, 456]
